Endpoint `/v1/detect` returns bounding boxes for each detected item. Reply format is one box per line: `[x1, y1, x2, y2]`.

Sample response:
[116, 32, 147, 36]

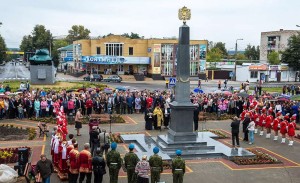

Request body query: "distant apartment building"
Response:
[260, 29, 298, 62]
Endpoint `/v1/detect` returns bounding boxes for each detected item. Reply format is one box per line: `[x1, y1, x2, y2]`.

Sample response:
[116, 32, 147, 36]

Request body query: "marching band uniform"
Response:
[265, 108, 274, 139]
[53, 135, 61, 167]
[78, 149, 92, 183]
[272, 112, 282, 141]
[258, 108, 267, 136]
[240, 105, 248, 121]
[280, 115, 289, 143]
[288, 115, 297, 146]
[59, 141, 68, 175]
[69, 147, 80, 183]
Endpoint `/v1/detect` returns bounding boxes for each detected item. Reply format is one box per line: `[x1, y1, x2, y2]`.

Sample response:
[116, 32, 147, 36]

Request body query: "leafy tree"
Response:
[121, 32, 141, 39]
[20, 35, 34, 52]
[281, 33, 300, 70]
[207, 47, 222, 62]
[213, 42, 227, 57]
[51, 39, 69, 68]
[244, 44, 260, 60]
[66, 25, 90, 43]
[31, 25, 52, 50]
[236, 53, 247, 60]
[267, 51, 280, 65]
[0, 34, 7, 63]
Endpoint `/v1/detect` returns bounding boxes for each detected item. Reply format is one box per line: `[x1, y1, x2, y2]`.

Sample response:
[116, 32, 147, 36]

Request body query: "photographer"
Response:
[99, 129, 110, 157]
[90, 126, 100, 156]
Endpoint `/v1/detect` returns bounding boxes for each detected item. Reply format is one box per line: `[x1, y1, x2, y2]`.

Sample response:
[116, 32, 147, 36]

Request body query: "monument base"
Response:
[168, 101, 197, 142]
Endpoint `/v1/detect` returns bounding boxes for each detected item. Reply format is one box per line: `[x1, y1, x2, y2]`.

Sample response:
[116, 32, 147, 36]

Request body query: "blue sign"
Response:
[81, 56, 150, 65]
[169, 78, 176, 86]
[63, 57, 73, 62]
[229, 72, 233, 77]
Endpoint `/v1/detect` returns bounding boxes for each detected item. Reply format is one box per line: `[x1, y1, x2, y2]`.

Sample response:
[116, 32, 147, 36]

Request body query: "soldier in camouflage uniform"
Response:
[149, 147, 163, 183]
[171, 149, 185, 183]
[124, 144, 139, 183]
[106, 142, 122, 183]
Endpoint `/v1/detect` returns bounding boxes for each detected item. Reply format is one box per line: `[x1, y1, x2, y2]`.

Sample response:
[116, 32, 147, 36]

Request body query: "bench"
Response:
[90, 114, 111, 122]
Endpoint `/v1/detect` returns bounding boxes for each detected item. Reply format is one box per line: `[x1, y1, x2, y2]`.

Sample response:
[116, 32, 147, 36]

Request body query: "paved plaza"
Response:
[1, 113, 300, 183]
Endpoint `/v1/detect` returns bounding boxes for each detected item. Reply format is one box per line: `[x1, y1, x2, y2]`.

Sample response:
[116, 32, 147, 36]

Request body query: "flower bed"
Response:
[0, 124, 36, 140]
[205, 113, 235, 121]
[0, 147, 31, 164]
[232, 149, 282, 165]
[198, 129, 228, 139]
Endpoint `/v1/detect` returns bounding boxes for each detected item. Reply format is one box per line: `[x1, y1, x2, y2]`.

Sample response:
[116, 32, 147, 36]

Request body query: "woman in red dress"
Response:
[288, 115, 297, 146]
[280, 115, 289, 144]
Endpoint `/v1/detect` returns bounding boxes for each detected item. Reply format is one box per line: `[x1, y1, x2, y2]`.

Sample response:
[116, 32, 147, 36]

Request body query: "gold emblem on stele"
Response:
[178, 6, 191, 24]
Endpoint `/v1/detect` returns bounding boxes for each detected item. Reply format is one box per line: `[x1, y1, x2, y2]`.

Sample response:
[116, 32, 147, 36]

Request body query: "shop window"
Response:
[250, 71, 258, 78]
[161, 44, 174, 60]
[129, 47, 133, 55]
[96, 47, 101, 55]
[190, 45, 199, 60]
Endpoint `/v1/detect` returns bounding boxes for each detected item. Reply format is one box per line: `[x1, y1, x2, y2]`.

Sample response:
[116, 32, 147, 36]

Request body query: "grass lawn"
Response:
[250, 87, 282, 93]
[1, 81, 107, 91]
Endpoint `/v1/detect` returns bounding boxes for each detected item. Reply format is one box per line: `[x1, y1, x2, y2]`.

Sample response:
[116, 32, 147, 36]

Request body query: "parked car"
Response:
[83, 74, 103, 81]
[103, 75, 122, 82]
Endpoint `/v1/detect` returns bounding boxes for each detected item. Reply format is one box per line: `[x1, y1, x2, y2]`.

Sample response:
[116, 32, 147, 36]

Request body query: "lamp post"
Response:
[234, 38, 243, 81]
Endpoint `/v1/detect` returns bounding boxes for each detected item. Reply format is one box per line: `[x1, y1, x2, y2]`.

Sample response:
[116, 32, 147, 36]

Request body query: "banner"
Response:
[81, 55, 150, 64]
[199, 44, 207, 59]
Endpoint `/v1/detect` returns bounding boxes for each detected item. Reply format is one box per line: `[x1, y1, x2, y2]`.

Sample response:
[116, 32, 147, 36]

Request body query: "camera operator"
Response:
[90, 126, 101, 156]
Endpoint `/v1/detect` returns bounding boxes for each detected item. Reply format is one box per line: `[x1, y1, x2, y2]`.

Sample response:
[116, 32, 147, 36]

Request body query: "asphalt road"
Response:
[0, 62, 30, 79]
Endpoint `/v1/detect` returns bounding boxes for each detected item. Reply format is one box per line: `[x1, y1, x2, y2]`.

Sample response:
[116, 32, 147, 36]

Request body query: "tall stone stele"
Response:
[168, 6, 197, 141]
[29, 49, 56, 84]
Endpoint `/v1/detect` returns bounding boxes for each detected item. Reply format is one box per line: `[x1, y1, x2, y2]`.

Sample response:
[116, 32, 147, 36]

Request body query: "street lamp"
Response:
[234, 38, 243, 81]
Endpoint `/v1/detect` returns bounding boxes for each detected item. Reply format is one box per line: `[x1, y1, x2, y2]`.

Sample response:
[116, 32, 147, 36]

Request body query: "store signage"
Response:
[81, 55, 150, 64]
[270, 66, 279, 70]
[153, 44, 161, 53]
[280, 65, 288, 71]
[249, 64, 268, 71]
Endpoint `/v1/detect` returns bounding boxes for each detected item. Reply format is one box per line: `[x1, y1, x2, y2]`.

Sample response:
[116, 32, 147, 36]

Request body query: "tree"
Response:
[236, 53, 247, 60]
[267, 51, 280, 65]
[121, 32, 142, 39]
[66, 25, 90, 43]
[206, 47, 223, 62]
[20, 35, 34, 52]
[0, 34, 7, 63]
[213, 42, 227, 57]
[281, 33, 300, 70]
[32, 25, 52, 50]
[244, 44, 260, 60]
[51, 39, 69, 68]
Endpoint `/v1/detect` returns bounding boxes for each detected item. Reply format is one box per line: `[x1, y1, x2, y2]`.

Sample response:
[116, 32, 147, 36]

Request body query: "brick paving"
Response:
[1, 114, 300, 183]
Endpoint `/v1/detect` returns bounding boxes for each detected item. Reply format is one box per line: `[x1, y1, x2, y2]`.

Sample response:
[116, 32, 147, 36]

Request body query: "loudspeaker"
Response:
[18, 148, 29, 165]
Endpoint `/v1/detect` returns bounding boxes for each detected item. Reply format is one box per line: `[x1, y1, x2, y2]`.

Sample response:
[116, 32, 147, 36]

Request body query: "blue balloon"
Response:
[176, 149, 182, 156]
[129, 144, 135, 149]
[111, 142, 117, 150]
[153, 147, 159, 154]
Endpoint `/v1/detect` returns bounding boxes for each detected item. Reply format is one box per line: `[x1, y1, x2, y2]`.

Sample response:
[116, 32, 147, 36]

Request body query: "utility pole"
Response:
[234, 38, 243, 81]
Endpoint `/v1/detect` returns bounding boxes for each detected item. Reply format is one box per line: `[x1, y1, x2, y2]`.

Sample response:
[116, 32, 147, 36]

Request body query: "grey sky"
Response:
[1, 0, 299, 50]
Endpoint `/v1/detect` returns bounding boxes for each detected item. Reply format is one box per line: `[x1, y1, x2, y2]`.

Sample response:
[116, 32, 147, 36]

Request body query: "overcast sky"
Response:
[1, 0, 299, 50]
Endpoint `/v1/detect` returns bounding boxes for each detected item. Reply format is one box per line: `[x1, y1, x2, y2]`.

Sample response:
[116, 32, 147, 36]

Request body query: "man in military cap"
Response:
[106, 142, 122, 183]
[172, 149, 185, 183]
[149, 147, 163, 183]
[124, 144, 139, 183]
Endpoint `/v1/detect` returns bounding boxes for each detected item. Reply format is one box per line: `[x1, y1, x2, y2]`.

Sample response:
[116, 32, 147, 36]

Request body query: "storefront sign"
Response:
[249, 64, 268, 71]
[63, 51, 73, 62]
[81, 56, 150, 64]
[280, 65, 289, 71]
[153, 44, 161, 53]
[270, 65, 279, 70]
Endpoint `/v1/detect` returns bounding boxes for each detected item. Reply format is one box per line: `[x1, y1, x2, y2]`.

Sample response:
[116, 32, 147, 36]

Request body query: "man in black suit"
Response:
[242, 113, 250, 142]
[193, 104, 199, 131]
[231, 116, 240, 148]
